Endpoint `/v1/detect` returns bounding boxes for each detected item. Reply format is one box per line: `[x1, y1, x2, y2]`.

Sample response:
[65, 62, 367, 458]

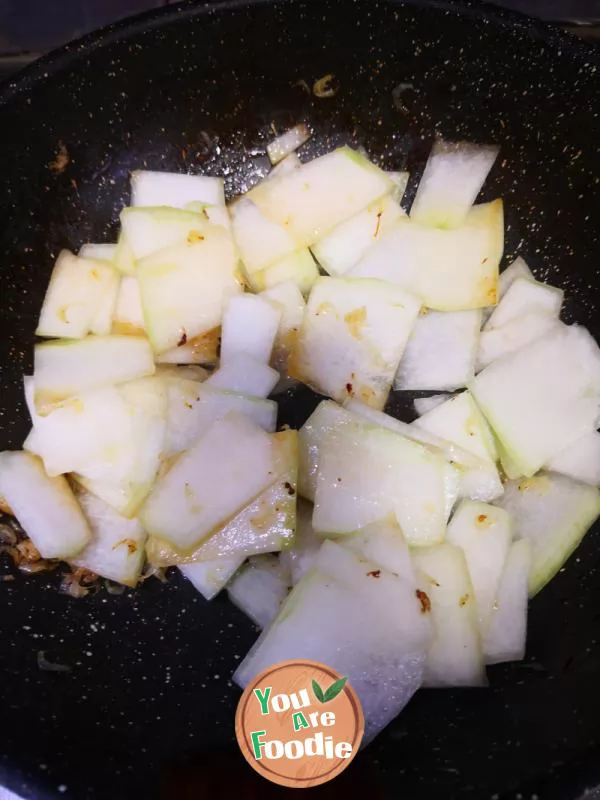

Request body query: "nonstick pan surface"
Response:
[0, 1, 599, 798]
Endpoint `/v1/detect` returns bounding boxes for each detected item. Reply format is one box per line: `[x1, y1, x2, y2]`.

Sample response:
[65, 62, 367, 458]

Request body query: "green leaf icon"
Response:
[323, 676, 348, 703]
[312, 679, 325, 703]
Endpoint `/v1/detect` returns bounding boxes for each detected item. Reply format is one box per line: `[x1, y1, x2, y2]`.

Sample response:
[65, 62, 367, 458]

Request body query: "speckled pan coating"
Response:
[0, 1, 598, 799]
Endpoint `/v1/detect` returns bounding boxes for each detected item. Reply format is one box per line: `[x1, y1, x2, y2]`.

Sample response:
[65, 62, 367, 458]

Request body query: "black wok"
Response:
[0, 1, 599, 797]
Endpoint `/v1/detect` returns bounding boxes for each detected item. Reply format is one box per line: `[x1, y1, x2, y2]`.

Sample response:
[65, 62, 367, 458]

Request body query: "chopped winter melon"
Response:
[121, 206, 213, 261]
[394, 309, 481, 391]
[412, 543, 486, 687]
[220, 295, 281, 366]
[498, 256, 534, 298]
[137, 230, 242, 354]
[476, 312, 561, 371]
[414, 394, 450, 416]
[484, 539, 531, 665]
[36, 251, 120, 340]
[446, 500, 512, 628]
[248, 146, 394, 245]
[278, 498, 322, 585]
[267, 152, 301, 180]
[79, 243, 117, 262]
[146, 430, 297, 565]
[33, 335, 155, 414]
[349, 200, 504, 310]
[154, 365, 208, 381]
[163, 378, 277, 457]
[410, 139, 499, 228]
[71, 488, 146, 586]
[495, 473, 600, 596]
[547, 431, 600, 487]
[247, 248, 319, 294]
[311, 195, 405, 277]
[342, 517, 415, 584]
[298, 401, 360, 502]
[313, 421, 453, 546]
[388, 171, 409, 203]
[156, 328, 220, 366]
[180, 556, 245, 601]
[0, 451, 91, 559]
[230, 198, 299, 275]
[113, 232, 136, 276]
[73, 377, 167, 517]
[112, 276, 146, 335]
[267, 124, 311, 165]
[140, 413, 279, 552]
[235, 546, 431, 744]
[184, 201, 231, 232]
[414, 391, 503, 501]
[470, 325, 600, 477]
[484, 277, 563, 331]
[131, 170, 225, 208]
[261, 281, 306, 381]
[24, 378, 135, 479]
[205, 353, 278, 398]
[228, 555, 290, 628]
[290, 277, 421, 409]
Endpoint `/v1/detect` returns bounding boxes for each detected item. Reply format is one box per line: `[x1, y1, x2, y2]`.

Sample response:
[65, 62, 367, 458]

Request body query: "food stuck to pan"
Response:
[1, 126, 599, 745]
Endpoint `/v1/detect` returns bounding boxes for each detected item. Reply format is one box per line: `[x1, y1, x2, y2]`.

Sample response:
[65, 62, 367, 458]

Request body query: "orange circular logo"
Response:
[235, 659, 364, 788]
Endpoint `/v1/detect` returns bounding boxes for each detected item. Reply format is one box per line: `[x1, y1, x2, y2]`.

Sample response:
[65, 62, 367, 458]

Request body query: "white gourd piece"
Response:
[298, 401, 357, 501]
[387, 171, 410, 203]
[247, 249, 319, 295]
[394, 309, 482, 391]
[235, 544, 432, 744]
[227, 555, 290, 628]
[156, 329, 220, 366]
[112, 231, 136, 276]
[349, 200, 504, 310]
[313, 421, 454, 546]
[547, 431, 600, 486]
[484, 539, 531, 665]
[154, 365, 208, 382]
[413, 394, 450, 416]
[136, 229, 242, 355]
[483, 276, 563, 331]
[342, 517, 415, 584]
[412, 543, 487, 688]
[410, 139, 499, 228]
[413, 391, 503, 502]
[182, 202, 232, 232]
[112, 276, 146, 335]
[446, 500, 513, 629]
[140, 413, 279, 552]
[162, 378, 277, 458]
[180, 556, 245, 601]
[470, 325, 600, 478]
[495, 472, 600, 596]
[278, 498, 322, 585]
[310, 195, 405, 277]
[480, 256, 535, 325]
[205, 353, 279, 398]
[266, 152, 301, 180]
[73, 377, 167, 518]
[33, 335, 155, 414]
[261, 281, 307, 387]
[70, 488, 146, 586]
[36, 251, 120, 340]
[130, 170, 225, 208]
[248, 146, 394, 246]
[266, 124, 311, 165]
[230, 198, 300, 275]
[290, 276, 421, 409]
[219, 295, 282, 365]
[476, 313, 562, 371]
[146, 430, 297, 566]
[0, 451, 91, 559]
[120, 207, 210, 261]
[79, 243, 117, 262]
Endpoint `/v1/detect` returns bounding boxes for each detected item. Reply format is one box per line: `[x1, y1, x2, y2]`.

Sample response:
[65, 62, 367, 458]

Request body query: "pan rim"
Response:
[0, 0, 598, 108]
